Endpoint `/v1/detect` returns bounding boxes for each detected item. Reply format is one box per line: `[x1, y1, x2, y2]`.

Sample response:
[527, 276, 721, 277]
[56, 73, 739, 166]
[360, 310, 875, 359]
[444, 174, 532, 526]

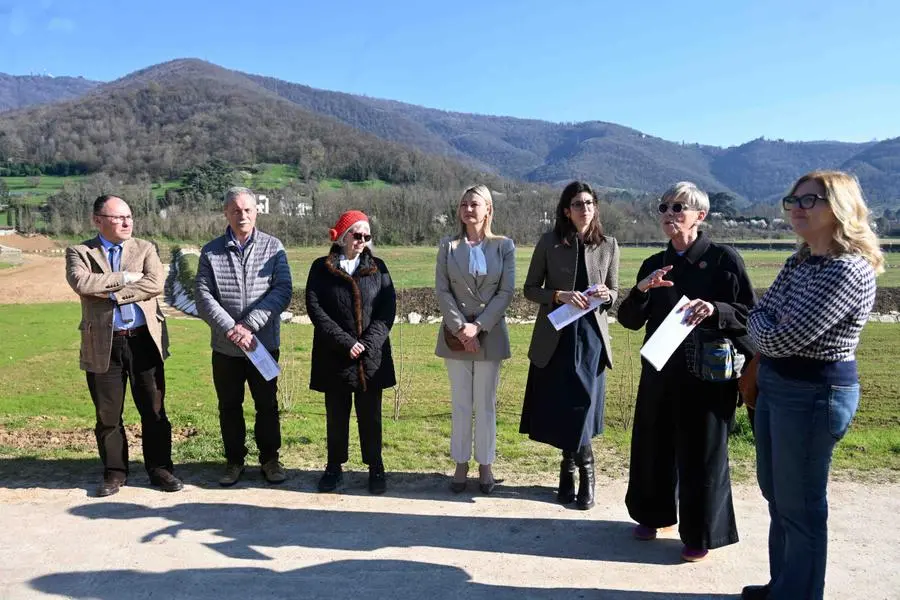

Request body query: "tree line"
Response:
[9, 169, 801, 246]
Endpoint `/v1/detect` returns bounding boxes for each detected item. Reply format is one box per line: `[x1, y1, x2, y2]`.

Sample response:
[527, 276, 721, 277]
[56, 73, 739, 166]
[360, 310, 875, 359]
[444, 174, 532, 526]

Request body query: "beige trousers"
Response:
[445, 358, 502, 465]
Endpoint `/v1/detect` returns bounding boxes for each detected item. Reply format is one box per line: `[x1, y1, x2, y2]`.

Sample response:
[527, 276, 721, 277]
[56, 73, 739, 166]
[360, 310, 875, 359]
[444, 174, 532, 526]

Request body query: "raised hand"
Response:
[637, 265, 674, 293]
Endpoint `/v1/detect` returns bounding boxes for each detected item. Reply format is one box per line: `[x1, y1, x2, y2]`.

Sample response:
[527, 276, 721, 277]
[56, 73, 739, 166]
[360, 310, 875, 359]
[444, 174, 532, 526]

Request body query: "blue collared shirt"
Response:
[227, 226, 255, 255]
[98, 235, 147, 331]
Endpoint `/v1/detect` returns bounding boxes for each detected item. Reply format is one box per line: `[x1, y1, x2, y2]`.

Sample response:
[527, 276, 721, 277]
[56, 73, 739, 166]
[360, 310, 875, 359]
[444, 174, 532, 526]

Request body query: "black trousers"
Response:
[625, 366, 739, 550]
[212, 350, 281, 465]
[325, 388, 383, 469]
[86, 328, 172, 477]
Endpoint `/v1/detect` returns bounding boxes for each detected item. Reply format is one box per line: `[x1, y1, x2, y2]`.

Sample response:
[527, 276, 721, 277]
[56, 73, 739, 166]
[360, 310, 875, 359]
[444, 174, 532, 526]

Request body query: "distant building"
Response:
[256, 194, 270, 215]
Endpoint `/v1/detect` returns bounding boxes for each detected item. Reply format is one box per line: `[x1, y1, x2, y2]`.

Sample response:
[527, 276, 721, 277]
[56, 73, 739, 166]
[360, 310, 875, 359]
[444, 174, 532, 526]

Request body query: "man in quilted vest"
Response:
[195, 187, 293, 486]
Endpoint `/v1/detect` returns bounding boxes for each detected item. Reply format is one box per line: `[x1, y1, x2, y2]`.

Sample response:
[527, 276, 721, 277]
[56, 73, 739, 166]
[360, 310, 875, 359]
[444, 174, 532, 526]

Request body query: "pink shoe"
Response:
[681, 545, 709, 562]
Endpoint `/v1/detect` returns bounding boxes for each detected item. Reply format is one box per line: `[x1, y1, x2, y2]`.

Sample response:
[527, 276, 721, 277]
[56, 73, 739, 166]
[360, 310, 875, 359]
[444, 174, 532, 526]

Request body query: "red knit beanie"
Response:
[329, 210, 370, 242]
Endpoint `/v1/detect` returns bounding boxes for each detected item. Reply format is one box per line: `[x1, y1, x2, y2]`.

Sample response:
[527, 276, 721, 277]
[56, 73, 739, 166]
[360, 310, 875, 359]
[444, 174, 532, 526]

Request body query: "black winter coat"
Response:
[618, 231, 758, 367]
[305, 245, 397, 393]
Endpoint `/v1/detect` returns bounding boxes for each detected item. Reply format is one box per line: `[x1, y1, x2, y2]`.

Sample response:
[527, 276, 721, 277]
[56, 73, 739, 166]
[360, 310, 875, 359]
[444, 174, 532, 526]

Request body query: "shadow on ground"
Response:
[66, 499, 686, 565]
[30, 560, 737, 599]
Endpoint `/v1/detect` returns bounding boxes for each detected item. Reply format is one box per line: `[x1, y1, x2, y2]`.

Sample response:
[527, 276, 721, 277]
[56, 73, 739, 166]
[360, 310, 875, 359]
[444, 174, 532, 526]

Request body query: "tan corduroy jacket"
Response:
[65, 236, 169, 373]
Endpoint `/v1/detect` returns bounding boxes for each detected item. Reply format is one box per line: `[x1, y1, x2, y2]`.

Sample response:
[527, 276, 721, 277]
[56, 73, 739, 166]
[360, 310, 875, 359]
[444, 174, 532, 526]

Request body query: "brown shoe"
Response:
[218, 463, 245, 487]
[149, 468, 184, 492]
[96, 473, 126, 497]
[261, 460, 287, 484]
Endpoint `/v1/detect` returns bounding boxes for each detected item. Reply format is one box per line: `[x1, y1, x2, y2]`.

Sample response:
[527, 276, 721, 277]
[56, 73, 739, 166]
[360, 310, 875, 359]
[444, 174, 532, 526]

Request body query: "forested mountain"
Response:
[1, 59, 897, 205]
[840, 137, 900, 206]
[0, 74, 100, 112]
[0, 60, 493, 189]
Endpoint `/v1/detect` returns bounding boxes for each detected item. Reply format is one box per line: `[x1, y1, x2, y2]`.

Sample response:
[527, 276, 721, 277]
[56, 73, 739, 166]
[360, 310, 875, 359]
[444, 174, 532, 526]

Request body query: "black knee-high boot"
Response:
[575, 444, 595, 510]
[558, 450, 576, 504]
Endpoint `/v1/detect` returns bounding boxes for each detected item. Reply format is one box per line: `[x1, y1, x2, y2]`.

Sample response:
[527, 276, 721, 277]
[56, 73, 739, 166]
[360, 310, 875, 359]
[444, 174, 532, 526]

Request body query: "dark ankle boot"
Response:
[575, 444, 595, 510]
[557, 450, 576, 504]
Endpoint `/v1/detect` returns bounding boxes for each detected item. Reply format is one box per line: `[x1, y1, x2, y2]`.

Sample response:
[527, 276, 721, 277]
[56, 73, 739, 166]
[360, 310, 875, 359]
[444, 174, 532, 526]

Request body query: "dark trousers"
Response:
[86, 329, 172, 477]
[325, 388, 383, 469]
[212, 350, 281, 465]
[625, 366, 739, 550]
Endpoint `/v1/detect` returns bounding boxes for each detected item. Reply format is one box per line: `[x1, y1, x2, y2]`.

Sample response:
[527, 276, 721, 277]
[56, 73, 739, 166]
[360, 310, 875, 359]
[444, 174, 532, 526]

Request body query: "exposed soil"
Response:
[0, 421, 199, 452]
[0, 233, 62, 251]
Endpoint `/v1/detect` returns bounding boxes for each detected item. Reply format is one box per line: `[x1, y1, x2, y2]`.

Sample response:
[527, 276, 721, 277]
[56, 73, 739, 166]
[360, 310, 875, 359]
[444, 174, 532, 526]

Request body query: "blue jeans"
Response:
[754, 363, 859, 600]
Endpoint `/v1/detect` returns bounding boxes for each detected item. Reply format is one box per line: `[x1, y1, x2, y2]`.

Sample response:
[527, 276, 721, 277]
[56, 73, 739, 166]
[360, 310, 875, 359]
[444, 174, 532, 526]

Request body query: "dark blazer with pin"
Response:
[65, 236, 169, 373]
[434, 235, 516, 361]
[523, 231, 620, 369]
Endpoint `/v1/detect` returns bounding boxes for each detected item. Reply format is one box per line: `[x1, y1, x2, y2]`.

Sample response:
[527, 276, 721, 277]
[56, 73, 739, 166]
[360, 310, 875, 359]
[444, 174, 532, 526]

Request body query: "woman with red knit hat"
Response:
[305, 210, 397, 494]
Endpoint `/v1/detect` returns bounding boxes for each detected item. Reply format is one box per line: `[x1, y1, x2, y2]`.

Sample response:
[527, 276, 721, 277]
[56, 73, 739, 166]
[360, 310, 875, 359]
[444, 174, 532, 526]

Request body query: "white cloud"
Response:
[47, 16, 74, 32]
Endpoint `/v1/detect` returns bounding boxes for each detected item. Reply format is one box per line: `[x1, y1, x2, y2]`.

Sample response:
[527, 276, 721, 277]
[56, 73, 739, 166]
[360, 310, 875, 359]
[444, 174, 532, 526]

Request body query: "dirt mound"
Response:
[0, 422, 199, 452]
[0, 255, 78, 304]
[0, 233, 62, 251]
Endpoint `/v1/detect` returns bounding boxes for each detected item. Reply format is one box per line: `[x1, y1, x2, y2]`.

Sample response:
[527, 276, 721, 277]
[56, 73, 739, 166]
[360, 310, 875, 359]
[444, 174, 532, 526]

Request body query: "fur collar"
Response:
[324, 244, 379, 279]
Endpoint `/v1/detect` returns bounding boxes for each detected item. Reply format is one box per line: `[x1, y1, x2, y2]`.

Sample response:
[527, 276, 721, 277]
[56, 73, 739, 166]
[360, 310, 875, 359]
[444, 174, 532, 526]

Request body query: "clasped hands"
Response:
[635, 265, 714, 325]
[227, 323, 256, 351]
[556, 284, 611, 310]
[455, 322, 482, 353]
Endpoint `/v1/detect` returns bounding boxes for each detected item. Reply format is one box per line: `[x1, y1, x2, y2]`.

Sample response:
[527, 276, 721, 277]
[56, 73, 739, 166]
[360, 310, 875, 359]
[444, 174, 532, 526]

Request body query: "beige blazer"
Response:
[434, 235, 516, 361]
[523, 231, 619, 369]
[65, 236, 169, 373]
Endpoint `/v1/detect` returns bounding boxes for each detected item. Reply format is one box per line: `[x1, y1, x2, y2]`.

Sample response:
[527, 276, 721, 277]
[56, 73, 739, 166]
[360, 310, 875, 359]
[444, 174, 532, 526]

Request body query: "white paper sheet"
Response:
[547, 285, 608, 331]
[639, 295, 696, 371]
[243, 336, 281, 381]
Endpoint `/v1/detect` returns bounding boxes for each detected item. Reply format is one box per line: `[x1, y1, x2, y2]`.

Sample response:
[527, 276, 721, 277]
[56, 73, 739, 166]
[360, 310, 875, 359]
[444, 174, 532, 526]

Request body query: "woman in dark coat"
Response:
[520, 181, 620, 510]
[618, 181, 756, 562]
[305, 210, 396, 495]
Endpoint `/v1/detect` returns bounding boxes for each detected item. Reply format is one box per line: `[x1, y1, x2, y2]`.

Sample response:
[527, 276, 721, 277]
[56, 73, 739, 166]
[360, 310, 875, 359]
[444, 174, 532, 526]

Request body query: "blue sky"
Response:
[1, 0, 897, 147]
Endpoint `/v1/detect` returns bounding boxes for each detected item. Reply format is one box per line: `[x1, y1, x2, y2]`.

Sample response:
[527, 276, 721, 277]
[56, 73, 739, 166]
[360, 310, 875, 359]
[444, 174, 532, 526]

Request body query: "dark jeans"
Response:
[212, 350, 281, 465]
[755, 364, 859, 600]
[325, 388, 383, 469]
[625, 367, 739, 550]
[86, 329, 172, 477]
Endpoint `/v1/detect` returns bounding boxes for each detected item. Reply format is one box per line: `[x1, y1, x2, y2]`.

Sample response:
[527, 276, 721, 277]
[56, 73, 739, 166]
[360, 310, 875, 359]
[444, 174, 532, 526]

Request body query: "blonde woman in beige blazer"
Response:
[520, 181, 619, 510]
[435, 185, 516, 494]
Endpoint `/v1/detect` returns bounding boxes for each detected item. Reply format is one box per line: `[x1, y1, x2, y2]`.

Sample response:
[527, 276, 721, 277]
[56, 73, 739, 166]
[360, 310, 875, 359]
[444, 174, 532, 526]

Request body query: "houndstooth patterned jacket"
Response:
[748, 249, 876, 362]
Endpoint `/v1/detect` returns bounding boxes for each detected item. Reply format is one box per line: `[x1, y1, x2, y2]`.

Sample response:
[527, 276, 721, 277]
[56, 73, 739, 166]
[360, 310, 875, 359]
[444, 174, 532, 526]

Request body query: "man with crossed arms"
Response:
[66, 194, 182, 497]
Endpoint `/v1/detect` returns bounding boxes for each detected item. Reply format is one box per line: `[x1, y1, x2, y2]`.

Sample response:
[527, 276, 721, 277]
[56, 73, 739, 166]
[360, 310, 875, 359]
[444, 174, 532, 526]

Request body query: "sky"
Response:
[1, 0, 898, 147]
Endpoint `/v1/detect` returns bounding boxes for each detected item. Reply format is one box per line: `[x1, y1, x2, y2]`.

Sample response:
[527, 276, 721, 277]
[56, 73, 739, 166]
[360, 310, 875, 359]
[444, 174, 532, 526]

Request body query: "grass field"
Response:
[1, 166, 391, 208]
[1, 175, 88, 204]
[287, 246, 900, 289]
[1, 303, 897, 480]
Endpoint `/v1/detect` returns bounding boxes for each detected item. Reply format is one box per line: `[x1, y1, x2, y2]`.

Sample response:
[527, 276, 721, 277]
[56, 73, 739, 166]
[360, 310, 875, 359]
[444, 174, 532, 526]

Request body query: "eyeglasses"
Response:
[658, 203, 689, 214]
[96, 214, 134, 223]
[782, 194, 826, 210]
[570, 200, 595, 211]
[351, 232, 372, 242]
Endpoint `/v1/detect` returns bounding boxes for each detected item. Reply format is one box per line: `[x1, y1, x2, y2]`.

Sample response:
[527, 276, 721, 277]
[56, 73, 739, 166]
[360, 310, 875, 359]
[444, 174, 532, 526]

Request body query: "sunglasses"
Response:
[658, 202, 688, 214]
[350, 232, 372, 242]
[782, 194, 826, 210]
[570, 200, 595, 210]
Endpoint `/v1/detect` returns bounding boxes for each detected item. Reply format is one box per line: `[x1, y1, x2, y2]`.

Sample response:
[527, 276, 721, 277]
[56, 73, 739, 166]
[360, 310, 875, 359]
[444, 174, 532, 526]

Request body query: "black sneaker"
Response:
[317, 467, 343, 492]
[368, 467, 387, 495]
